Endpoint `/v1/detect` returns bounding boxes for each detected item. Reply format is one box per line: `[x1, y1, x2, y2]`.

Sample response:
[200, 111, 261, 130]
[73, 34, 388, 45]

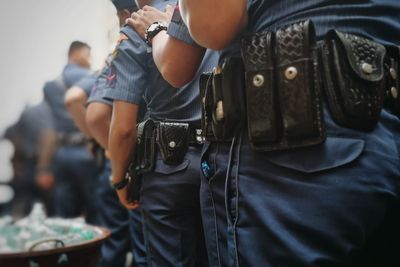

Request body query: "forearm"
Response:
[152, 30, 205, 88]
[86, 103, 112, 149]
[109, 101, 139, 183]
[65, 88, 91, 136]
[179, 0, 247, 50]
[37, 129, 57, 170]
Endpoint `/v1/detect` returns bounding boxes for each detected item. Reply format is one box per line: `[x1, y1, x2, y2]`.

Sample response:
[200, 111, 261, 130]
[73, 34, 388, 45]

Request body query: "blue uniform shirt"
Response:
[103, 0, 217, 126]
[221, 0, 400, 60]
[87, 66, 114, 107]
[75, 73, 98, 97]
[44, 63, 90, 133]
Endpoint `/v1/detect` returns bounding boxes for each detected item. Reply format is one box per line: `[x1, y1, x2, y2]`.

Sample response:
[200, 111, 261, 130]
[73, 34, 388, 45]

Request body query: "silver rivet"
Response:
[391, 87, 398, 99]
[252, 74, 264, 87]
[361, 63, 373, 74]
[285, 67, 298, 80]
[390, 68, 397, 80]
[168, 141, 176, 148]
[216, 101, 224, 121]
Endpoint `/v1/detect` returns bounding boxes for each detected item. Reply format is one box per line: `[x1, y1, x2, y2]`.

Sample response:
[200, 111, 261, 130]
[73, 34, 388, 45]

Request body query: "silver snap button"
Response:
[285, 67, 298, 80]
[390, 68, 397, 80]
[252, 74, 264, 87]
[361, 63, 373, 74]
[391, 87, 398, 99]
[216, 101, 224, 121]
[168, 141, 176, 148]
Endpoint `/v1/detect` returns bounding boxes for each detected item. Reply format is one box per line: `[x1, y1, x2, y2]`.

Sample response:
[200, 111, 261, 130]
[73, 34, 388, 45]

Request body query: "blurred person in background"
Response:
[36, 41, 100, 224]
[2, 101, 54, 217]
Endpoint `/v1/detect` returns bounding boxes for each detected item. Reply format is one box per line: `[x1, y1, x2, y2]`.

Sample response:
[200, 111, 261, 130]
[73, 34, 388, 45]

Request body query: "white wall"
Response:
[0, 0, 120, 181]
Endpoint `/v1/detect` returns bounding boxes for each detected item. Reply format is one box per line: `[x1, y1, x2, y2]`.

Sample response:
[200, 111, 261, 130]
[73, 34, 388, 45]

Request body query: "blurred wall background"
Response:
[0, 0, 120, 182]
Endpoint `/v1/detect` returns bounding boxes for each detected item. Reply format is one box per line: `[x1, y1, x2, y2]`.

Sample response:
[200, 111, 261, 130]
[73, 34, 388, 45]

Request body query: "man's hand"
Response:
[36, 170, 55, 191]
[127, 5, 174, 40]
[114, 183, 140, 210]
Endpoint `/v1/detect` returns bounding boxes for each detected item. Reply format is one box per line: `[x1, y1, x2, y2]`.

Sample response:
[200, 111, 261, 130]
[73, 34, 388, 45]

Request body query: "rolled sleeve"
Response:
[167, 5, 197, 46]
[101, 27, 149, 105]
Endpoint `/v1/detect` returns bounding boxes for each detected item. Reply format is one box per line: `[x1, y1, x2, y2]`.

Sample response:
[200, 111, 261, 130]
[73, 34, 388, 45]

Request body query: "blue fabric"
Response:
[63, 63, 91, 88]
[140, 147, 208, 267]
[52, 146, 99, 224]
[201, 106, 400, 266]
[87, 66, 114, 106]
[9, 102, 53, 159]
[167, 4, 198, 46]
[44, 64, 90, 133]
[221, 0, 400, 60]
[205, 3, 400, 266]
[96, 160, 147, 267]
[75, 73, 97, 97]
[129, 209, 148, 267]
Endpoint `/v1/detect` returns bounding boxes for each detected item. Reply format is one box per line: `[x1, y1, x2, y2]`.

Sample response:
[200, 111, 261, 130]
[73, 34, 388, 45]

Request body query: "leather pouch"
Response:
[136, 119, 156, 173]
[157, 122, 189, 165]
[209, 57, 246, 141]
[320, 30, 386, 131]
[242, 20, 325, 152]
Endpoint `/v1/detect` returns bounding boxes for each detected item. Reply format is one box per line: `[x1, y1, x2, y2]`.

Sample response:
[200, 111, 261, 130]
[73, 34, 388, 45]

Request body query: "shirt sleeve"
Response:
[63, 65, 90, 88]
[74, 74, 97, 97]
[102, 26, 149, 105]
[87, 69, 113, 107]
[166, 4, 198, 46]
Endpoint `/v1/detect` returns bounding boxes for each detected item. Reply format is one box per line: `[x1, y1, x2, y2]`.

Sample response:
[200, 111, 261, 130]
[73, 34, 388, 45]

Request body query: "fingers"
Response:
[124, 202, 140, 210]
[165, 4, 174, 14]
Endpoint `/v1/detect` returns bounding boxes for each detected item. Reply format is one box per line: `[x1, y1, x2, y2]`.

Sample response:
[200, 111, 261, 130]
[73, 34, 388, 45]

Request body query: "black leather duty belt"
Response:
[200, 20, 400, 152]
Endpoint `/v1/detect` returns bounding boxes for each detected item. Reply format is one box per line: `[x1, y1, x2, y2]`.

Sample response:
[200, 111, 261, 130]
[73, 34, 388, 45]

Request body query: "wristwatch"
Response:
[145, 21, 168, 46]
[110, 174, 131, 190]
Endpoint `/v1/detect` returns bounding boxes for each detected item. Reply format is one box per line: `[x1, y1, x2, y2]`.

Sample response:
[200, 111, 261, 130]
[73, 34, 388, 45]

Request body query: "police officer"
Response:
[171, 1, 400, 266]
[3, 101, 54, 216]
[64, 2, 147, 266]
[37, 41, 99, 224]
[126, 4, 225, 266]
[104, 0, 218, 266]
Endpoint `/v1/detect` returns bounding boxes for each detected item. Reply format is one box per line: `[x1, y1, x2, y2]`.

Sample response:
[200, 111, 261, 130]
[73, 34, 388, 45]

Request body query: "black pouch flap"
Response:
[157, 122, 189, 165]
[136, 119, 156, 173]
[242, 31, 279, 144]
[329, 30, 386, 82]
[321, 30, 386, 131]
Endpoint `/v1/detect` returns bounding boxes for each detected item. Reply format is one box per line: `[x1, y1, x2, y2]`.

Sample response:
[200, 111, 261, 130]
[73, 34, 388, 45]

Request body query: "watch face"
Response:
[148, 23, 159, 33]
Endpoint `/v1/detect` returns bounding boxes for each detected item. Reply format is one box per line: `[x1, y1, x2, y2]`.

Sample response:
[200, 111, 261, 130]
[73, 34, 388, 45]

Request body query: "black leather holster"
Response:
[200, 58, 246, 142]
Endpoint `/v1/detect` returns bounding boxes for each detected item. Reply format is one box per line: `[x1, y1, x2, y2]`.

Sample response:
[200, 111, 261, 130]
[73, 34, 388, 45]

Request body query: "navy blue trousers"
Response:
[96, 160, 147, 267]
[52, 145, 99, 224]
[201, 108, 400, 267]
[140, 146, 208, 267]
